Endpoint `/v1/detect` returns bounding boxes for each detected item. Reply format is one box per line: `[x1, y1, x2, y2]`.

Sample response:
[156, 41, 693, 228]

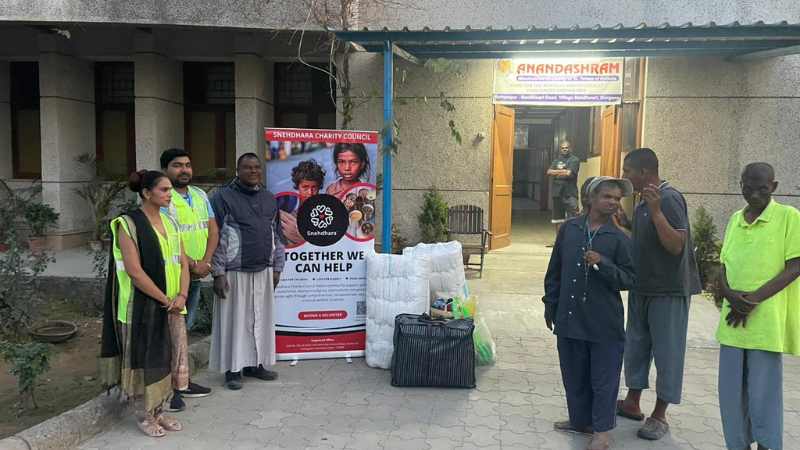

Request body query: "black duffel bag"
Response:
[391, 313, 476, 388]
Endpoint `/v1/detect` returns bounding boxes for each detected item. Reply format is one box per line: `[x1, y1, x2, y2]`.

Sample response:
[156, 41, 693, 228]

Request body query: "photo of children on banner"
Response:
[267, 140, 376, 244]
[326, 143, 371, 199]
[266, 141, 335, 162]
[274, 165, 376, 245]
[277, 160, 326, 247]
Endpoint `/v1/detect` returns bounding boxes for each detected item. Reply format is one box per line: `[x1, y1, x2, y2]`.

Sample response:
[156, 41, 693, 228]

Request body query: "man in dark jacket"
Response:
[544, 176, 636, 450]
[210, 153, 286, 390]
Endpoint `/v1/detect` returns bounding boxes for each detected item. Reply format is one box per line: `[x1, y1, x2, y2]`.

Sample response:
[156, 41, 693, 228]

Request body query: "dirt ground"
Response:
[0, 294, 212, 439]
[0, 299, 104, 439]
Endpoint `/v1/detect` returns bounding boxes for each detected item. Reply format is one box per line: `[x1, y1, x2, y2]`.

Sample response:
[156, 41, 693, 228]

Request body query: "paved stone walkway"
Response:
[80, 223, 800, 450]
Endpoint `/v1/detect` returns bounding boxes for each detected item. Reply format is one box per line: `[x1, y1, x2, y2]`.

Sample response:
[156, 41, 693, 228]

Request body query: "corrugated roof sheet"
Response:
[333, 21, 800, 58]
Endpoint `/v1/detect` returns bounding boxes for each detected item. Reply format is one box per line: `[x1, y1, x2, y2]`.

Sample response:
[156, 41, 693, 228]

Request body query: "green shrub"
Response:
[0, 341, 52, 411]
[693, 206, 722, 286]
[0, 181, 54, 338]
[24, 202, 59, 237]
[418, 188, 449, 243]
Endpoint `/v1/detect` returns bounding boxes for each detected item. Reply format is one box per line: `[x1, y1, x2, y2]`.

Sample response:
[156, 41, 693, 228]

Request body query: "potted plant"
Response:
[693, 206, 723, 306]
[23, 202, 59, 255]
[418, 187, 449, 244]
[74, 154, 128, 250]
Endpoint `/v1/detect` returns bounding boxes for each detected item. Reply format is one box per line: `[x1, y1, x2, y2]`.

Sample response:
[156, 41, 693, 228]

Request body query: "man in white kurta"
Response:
[209, 154, 285, 390]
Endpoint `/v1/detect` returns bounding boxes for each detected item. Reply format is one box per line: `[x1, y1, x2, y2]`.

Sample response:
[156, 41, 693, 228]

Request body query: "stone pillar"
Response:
[38, 34, 95, 248]
[234, 33, 274, 162]
[134, 30, 183, 170]
[0, 61, 11, 180]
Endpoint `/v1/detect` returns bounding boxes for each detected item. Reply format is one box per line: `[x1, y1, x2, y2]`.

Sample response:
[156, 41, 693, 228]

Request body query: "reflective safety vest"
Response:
[111, 213, 183, 323]
[167, 186, 210, 261]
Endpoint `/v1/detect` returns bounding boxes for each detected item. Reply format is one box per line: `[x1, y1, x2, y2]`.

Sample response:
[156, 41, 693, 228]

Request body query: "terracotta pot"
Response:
[27, 236, 48, 255]
[30, 320, 78, 343]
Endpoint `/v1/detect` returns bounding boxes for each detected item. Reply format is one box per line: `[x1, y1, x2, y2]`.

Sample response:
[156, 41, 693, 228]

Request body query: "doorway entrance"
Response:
[493, 106, 594, 246]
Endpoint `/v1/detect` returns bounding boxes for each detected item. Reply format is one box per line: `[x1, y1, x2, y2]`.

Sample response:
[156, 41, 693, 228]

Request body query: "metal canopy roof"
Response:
[334, 22, 800, 59]
[346, 21, 800, 253]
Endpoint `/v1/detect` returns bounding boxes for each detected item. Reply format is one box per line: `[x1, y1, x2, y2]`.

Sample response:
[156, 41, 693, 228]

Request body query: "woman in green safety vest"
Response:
[99, 170, 191, 438]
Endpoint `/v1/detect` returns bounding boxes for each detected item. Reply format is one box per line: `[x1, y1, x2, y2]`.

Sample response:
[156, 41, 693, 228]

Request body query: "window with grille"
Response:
[95, 62, 135, 178]
[97, 63, 134, 105]
[274, 63, 336, 129]
[184, 62, 236, 180]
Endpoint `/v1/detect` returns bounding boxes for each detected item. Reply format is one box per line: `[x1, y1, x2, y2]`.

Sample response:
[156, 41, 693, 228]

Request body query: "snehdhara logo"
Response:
[298, 194, 348, 246]
[310, 205, 334, 229]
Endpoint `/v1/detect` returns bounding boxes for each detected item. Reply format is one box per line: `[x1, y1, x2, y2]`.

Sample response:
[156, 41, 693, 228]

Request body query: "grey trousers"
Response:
[719, 345, 783, 450]
[623, 293, 690, 404]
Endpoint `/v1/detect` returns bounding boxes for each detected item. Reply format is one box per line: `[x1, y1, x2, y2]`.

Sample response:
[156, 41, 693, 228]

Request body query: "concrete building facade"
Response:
[1, 0, 800, 247]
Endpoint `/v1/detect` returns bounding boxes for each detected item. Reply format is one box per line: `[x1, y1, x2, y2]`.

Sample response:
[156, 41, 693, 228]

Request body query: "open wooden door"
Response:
[599, 105, 621, 176]
[489, 104, 515, 250]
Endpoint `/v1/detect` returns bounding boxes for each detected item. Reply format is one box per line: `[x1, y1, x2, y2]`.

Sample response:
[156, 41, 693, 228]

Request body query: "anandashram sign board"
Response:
[264, 128, 378, 361]
[493, 58, 624, 106]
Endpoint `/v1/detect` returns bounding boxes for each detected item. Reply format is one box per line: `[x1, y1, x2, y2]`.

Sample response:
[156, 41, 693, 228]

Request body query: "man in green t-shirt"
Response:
[717, 162, 800, 450]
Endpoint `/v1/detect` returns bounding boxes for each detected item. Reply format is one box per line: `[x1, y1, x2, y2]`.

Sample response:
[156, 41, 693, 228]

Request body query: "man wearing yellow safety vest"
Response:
[160, 148, 217, 409]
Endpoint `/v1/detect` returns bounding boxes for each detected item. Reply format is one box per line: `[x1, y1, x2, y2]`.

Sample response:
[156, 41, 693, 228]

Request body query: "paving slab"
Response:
[77, 217, 800, 450]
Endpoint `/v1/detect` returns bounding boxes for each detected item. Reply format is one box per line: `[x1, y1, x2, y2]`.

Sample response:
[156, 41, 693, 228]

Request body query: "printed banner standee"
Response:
[264, 128, 378, 360]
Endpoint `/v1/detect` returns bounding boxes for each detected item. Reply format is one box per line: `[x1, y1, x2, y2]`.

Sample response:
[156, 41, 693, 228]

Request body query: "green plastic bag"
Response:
[452, 296, 495, 365]
[473, 315, 496, 366]
[451, 296, 477, 319]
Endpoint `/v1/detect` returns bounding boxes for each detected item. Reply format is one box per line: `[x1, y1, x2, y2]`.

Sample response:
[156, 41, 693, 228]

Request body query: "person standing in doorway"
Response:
[210, 153, 285, 390]
[716, 163, 800, 450]
[159, 149, 215, 410]
[617, 148, 701, 441]
[547, 140, 581, 241]
[544, 177, 635, 450]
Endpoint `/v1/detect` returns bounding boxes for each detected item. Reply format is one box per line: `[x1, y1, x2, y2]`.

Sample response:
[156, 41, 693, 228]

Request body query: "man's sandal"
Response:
[137, 418, 166, 437]
[616, 399, 645, 421]
[637, 416, 670, 440]
[157, 414, 183, 432]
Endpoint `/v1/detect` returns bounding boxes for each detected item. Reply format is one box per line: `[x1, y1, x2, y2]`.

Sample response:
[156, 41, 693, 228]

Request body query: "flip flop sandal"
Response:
[553, 420, 593, 435]
[137, 418, 166, 437]
[616, 399, 645, 421]
[157, 414, 183, 432]
[637, 417, 670, 440]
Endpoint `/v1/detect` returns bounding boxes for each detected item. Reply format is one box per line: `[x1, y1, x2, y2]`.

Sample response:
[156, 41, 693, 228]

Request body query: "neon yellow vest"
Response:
[111, 213, 183, 323]
[168, 186, 210, 261]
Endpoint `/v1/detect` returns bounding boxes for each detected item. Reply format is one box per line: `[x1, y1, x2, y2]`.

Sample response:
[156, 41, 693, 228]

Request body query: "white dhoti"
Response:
[210, 268, 276, 373]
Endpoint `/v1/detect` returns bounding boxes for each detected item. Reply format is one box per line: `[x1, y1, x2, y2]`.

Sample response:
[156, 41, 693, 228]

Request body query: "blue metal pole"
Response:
[381, 40, 393, 253]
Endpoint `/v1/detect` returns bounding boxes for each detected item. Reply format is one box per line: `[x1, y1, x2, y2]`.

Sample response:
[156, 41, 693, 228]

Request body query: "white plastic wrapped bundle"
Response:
[403, 241, 468, 302]
[365, 252, 431, 369]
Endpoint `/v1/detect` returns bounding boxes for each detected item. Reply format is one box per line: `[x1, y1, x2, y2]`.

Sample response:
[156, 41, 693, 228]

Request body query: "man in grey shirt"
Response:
[617, 148, 701, 441]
